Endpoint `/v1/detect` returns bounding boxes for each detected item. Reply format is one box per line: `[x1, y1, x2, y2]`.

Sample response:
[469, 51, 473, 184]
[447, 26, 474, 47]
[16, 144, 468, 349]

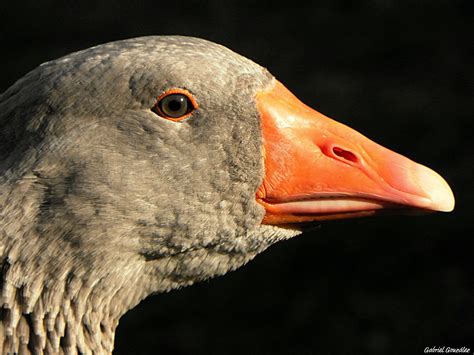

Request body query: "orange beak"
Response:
[256, 80, 455, 225]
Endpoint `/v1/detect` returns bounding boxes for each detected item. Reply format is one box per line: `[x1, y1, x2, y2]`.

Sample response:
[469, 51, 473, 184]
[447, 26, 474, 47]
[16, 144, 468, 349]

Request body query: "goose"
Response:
[0, 36, 454, 354]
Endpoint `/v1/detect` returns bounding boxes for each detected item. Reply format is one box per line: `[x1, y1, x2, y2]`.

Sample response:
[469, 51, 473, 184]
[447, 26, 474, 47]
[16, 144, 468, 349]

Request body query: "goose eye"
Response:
[152, 90, 197, 121]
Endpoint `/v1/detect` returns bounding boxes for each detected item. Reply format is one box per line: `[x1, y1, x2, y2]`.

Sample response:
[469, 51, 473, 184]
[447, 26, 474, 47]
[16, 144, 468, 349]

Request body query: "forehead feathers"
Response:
[30, 36, 273, 116]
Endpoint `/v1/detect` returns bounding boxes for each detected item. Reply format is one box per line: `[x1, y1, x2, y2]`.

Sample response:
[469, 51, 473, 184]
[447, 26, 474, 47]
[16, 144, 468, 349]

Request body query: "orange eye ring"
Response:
[151, 88, 198, 122]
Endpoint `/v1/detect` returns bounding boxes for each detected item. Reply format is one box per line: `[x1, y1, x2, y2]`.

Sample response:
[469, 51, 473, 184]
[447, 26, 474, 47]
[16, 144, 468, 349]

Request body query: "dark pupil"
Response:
[167, 98, 182, 111]
[159, 94, 190, 118]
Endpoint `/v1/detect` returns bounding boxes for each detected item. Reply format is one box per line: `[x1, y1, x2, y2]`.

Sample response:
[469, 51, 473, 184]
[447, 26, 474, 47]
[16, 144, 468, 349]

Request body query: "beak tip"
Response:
[417, 166, 455, 212]
[430, 193, 455, 213]
[431, 188, 455, 212]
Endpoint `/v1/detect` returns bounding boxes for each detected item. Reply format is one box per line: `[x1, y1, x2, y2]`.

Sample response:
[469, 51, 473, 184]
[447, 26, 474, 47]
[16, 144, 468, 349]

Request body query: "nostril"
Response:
[332, 147, 359, 163]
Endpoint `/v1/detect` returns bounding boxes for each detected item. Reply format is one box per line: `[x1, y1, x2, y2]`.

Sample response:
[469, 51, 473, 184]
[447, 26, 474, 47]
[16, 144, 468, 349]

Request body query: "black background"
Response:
[1, 1, 472, 354]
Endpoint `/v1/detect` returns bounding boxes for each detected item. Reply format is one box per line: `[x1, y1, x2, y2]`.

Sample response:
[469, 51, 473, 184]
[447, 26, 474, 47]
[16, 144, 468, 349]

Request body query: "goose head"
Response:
[0, 36, 454, 353]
